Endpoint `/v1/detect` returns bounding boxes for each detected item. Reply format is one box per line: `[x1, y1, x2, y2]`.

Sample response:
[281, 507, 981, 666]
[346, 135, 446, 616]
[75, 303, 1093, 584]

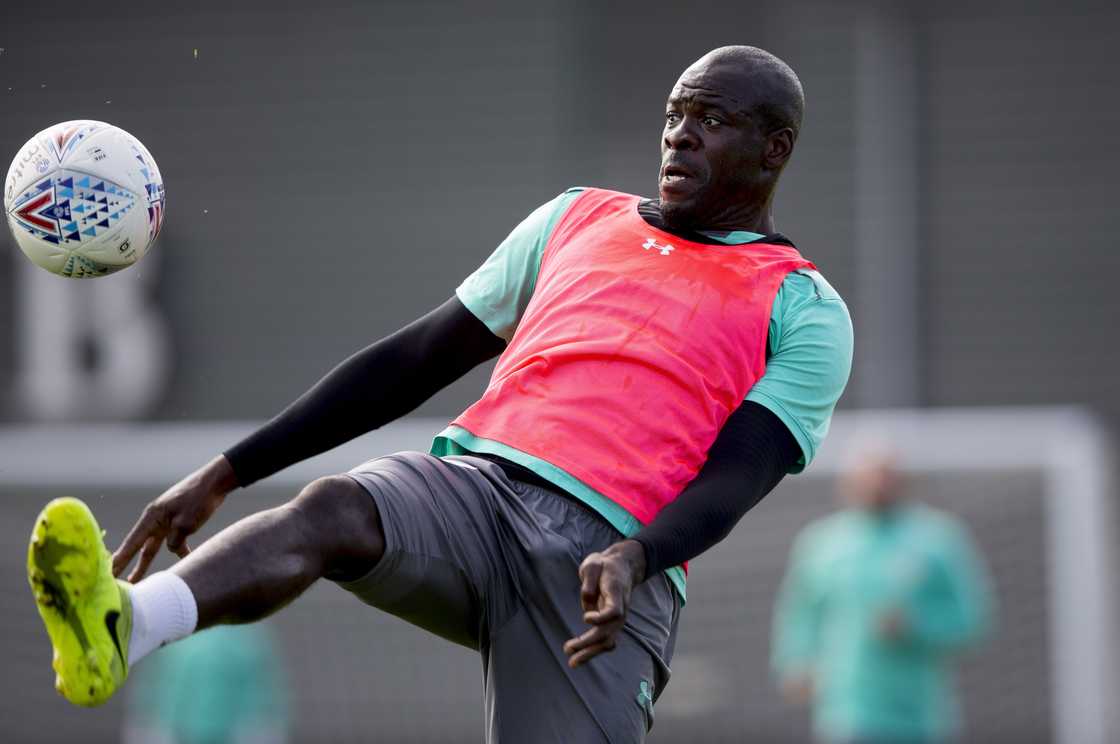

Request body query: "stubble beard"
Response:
[658, 193, 707, 232]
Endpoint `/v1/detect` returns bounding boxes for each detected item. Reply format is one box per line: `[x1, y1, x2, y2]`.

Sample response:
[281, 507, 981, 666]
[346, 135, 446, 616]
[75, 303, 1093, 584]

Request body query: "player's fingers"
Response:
[579, 560, 603, 611]
[111, 522, 150, 577]
[127, 535, 162, 583]
[563, 620, 618, 656]
[583, 584, 623, 624]
[574, 619, 626, 660]
[584, 604, 624, 625]
[562, 625, 602, 654]
[112, 507, 162, 576]
[166, 529, 192, 559]
[165, 514, 196, 553]
[566, 638, 619, 668]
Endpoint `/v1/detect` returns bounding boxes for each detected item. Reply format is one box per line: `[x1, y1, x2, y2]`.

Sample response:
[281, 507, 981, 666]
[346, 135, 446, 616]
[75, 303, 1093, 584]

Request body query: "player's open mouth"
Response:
[660, 165, 698, 198]
[661, 165, 692, 183]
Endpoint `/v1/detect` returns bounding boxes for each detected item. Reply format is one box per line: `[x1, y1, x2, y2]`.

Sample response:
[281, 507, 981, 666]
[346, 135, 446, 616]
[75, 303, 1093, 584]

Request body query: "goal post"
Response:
[809, 408, 1118, 744]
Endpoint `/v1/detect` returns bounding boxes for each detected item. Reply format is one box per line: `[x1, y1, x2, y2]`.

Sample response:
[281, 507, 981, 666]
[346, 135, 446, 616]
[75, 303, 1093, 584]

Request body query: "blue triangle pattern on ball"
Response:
[48, 201, 71, 220]
[11, 169, 140, 248]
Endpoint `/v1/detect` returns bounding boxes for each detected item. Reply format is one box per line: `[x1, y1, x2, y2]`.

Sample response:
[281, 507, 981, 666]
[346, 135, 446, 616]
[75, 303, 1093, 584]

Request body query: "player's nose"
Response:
[663, 117, 701, 151]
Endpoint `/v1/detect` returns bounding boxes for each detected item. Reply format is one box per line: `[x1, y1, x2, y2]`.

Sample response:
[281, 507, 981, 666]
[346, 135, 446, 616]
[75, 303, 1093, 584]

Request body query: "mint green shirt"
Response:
[772, 505, 994, 742]
[127, 625, 289, 744]
[432, 188, 854, 599]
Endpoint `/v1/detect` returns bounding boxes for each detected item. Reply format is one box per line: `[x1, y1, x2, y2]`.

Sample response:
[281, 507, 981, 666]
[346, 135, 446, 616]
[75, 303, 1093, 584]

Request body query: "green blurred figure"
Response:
[124, 624, 289, 744]
[772, 450, 994, 744]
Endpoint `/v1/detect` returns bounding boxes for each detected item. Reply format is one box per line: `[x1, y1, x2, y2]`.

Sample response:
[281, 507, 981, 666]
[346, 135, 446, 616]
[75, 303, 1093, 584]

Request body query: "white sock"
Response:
[127, 571, 198, 667]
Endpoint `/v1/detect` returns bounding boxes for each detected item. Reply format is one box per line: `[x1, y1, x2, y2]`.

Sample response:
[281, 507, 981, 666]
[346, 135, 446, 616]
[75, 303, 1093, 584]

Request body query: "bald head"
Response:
[680, 46, 804, 139]
[840, 449, 905, 512]
[658, 45, 805, 231]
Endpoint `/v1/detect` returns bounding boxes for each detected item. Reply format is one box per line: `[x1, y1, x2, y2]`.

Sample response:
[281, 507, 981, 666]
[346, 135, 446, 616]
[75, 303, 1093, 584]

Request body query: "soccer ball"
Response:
[4, 120, 165, 278]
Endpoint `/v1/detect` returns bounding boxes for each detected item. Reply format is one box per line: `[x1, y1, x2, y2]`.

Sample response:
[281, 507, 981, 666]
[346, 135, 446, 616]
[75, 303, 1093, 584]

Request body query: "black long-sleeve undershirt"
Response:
[224, 296, 801, 575]
[224, 297, 505, 486]
[632, 400, 799, 577]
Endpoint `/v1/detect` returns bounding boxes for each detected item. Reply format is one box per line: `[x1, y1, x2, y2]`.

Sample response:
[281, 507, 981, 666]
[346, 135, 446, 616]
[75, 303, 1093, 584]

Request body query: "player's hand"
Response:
[877, 607, 909, 642]
[112, 454, 239, 582]
[780, 672, 815, 705]
[563, 539, 647, 668]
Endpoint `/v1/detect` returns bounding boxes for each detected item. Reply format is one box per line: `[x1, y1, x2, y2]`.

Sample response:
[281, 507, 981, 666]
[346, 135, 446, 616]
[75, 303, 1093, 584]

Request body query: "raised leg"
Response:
[172, 475, 384, 629]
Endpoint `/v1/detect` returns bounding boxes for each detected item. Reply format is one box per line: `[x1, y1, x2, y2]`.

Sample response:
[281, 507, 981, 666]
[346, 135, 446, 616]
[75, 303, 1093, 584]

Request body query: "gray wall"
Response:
[923, 3, 1120, 411]
[1, 0, 579, 420]
[6, 0, 1116, 425]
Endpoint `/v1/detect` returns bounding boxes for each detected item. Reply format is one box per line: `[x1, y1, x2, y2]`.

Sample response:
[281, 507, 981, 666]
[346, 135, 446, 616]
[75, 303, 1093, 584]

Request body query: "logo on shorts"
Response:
[636, 678, 655, 720]
[641, 238, 674, 256]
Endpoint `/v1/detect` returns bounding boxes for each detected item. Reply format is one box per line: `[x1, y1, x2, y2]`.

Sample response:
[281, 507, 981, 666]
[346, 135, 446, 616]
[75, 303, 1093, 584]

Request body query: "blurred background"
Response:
[1, 0, 1118, 742]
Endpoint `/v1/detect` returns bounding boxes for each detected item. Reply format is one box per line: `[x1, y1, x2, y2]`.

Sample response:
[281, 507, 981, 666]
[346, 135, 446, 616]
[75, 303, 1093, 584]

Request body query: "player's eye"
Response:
[701, 116, 721, 127]
[665, 111, 682, 126]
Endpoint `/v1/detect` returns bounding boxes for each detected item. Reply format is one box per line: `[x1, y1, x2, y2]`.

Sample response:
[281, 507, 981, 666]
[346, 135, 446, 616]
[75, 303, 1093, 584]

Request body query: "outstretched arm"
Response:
[113, 297, 504, 580]
[114, 188, 582, 581]
[563, 401, 800, 667]
[224, 296, 505, 487]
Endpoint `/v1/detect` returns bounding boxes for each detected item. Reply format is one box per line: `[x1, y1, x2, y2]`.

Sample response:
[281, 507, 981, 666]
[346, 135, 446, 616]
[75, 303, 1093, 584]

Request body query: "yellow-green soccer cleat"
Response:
[27, 497, 132, 707]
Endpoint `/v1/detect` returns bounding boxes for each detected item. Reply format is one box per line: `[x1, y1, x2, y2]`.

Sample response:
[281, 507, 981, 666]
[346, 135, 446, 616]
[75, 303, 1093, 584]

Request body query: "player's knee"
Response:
[292, 475, 376, 533]
[294, 474, 356, 507]
[290, 475, 385, 575]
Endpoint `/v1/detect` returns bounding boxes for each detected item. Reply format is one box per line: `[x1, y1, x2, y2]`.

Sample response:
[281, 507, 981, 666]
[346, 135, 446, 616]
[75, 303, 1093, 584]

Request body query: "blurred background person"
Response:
[123, 623, 289, 744]
[772, 448, 994, 744]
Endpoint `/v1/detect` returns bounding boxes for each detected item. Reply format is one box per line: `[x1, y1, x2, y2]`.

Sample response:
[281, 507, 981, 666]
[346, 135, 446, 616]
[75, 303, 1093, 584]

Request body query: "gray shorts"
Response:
[338, 451, 680, 744]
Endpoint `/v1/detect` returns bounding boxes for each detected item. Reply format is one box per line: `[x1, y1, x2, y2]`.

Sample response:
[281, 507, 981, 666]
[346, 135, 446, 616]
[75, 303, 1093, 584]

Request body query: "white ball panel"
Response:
[4, 120, 165, 278]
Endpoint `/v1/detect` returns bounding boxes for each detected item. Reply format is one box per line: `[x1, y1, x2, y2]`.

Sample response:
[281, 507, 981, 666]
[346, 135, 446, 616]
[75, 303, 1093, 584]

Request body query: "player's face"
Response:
[659, 64, 774, 230]
[843, 457, 904, 512]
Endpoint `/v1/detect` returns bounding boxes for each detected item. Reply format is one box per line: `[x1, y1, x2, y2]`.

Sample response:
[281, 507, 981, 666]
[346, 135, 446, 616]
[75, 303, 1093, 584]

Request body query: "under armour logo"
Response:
[642, 238, 674, 255]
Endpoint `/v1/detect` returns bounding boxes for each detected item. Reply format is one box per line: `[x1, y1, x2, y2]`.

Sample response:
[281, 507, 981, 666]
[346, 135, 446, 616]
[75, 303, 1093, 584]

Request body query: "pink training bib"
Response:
[454, 188, 814, 526]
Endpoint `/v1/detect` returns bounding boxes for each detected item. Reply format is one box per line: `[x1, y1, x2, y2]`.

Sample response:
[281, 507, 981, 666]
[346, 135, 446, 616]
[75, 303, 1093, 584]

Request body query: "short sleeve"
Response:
[747, 269, 853, 472]
[456, 188, 584, 341]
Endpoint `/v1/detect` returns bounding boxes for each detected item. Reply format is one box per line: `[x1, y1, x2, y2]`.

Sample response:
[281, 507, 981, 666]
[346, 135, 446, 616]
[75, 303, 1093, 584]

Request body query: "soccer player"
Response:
[772, 449, 994, 744]
[28, 45, 852, 742]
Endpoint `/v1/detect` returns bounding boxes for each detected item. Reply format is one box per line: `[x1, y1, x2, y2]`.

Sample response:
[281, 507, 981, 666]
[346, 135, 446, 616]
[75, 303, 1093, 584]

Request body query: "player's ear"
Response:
[763, 128, 795, 170]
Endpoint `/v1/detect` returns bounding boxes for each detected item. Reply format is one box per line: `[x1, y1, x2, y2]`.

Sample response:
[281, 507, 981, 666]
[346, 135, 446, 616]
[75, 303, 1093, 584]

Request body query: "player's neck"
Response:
[750, 210, 777, 235]
[651, 198, 777, 237]
[699, 192, 778, 235]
